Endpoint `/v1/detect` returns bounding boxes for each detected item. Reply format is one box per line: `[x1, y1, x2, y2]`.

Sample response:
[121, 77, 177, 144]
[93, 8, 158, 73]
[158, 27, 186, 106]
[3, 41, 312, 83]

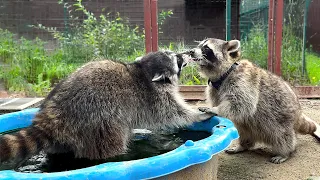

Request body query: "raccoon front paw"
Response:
[198, 107, 218, 115]
[270, 156, 288, 164]
[198, 107, 210, 112]
[225, 146, 247, 154]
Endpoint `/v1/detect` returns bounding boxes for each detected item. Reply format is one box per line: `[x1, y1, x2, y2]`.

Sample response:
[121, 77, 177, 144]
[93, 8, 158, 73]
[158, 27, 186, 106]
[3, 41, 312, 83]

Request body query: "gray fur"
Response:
[0, 51, 214, 165]
[186, 38, 320, 164]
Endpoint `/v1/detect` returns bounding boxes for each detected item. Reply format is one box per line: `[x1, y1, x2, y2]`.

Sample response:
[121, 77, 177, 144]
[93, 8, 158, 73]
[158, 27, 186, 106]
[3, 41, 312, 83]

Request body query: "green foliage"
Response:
[160, 41, 207, 85]
[281, 26, 306, 84]
[306, 53, 320, 86]
[31, 0, 146, 62]
[0, 30, 76, 95]
[241, 23, 268, 68]
[241, 23, 320, 85]
[158, 10, 173, 34]
[0, 0, 174, 96]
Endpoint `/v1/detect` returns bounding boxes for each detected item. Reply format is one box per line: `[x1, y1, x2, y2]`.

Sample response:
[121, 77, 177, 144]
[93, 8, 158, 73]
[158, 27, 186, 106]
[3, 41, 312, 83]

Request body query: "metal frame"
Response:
[143, 0, 152, 53]
[268, 0, 283, 76]
[144, 0, 158, 53]
[226, 0, 232, 40]
[142, 0, 319, 100]
[274, 0, 283, 76]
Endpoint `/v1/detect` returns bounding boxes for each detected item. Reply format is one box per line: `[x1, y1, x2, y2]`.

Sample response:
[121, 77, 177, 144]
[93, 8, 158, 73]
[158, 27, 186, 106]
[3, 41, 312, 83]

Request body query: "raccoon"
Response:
[0, 51, 215, 166]
[186, 38, 320, 164]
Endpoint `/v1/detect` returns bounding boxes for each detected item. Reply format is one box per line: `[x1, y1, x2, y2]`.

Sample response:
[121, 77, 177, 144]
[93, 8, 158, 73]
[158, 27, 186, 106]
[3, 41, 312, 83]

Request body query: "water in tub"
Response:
[0, 128, 211, 173]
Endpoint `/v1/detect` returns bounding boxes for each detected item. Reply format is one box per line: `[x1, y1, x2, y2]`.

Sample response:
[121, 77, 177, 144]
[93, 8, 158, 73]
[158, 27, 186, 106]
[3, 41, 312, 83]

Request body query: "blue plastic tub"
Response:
[0, 108, 238, 180]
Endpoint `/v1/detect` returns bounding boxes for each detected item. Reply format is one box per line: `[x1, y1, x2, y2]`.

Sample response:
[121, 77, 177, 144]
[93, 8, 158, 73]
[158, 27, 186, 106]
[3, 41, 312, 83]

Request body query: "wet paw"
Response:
[225, 146, 246, 154]
[198, 107, 210, 112]
[270, 156, 288, 164]
[198, 107, 218, 115]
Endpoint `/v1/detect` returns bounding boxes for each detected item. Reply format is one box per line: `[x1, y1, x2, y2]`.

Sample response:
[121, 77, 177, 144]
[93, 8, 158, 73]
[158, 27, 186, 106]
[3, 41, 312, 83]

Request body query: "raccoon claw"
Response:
[198, 107, 210, 112]
[198, 107, 218, 115]
[270, 156, 288, 164]
[225, 146, 246, 154]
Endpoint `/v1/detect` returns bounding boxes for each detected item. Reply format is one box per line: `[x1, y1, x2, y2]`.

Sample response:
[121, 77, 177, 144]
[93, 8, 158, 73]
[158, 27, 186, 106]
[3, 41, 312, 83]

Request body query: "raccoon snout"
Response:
[188, 49, 195, 55]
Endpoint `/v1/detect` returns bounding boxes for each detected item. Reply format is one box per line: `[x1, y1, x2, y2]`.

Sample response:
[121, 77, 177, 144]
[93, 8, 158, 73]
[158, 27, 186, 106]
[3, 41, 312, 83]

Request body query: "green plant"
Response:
[241, 23, 268, 68]
[0, 29, 16, 63]
[0, 30, 78, 95]
[0, 0, 175, 96]
[241, 23, 320, 85]
[159, 41, 207, 85]
[158, 10, 173, 34]
[306, 52, 320, 86]
[281, 25, 305, 84]
[31, 0, 146, 62]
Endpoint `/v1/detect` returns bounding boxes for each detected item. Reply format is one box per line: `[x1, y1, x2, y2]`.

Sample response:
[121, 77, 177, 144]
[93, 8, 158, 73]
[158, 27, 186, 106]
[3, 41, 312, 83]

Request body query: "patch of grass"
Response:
[0, 31, 77, 96]
[241, 23, 320, 85]
[306, 53, 320, 86]
[241, 23, 268, 68]
[0, 0, 174, 96]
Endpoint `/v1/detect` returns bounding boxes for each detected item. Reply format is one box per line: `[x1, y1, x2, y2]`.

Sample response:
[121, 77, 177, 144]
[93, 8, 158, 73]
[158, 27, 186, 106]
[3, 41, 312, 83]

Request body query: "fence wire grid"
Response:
[0, 0, 319, 96]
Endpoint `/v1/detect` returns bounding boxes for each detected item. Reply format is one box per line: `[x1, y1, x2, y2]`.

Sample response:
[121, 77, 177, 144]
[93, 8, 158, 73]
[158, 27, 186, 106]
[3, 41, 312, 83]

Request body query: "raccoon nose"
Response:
[188, 49, 195, 55]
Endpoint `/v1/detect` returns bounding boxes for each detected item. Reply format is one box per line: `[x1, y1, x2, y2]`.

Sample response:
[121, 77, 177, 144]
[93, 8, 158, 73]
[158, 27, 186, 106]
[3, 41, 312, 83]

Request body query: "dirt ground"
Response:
[191, 100, 320, 180]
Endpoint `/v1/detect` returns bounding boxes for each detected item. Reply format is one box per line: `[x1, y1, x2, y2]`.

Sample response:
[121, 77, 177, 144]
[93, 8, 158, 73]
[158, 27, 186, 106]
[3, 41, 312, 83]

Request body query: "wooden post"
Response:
[144, 0, 152, 53]
[268, 0, 283, 76]
[274, 0, 283, 76]
[151, 0, 158, 51]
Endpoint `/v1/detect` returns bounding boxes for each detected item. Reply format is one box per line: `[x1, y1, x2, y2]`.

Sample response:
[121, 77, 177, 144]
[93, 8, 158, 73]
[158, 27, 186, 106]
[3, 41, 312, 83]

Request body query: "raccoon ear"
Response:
[152, 73, 166, 82]
[227, 40, 240, 53]
[135, 56, 143, 61]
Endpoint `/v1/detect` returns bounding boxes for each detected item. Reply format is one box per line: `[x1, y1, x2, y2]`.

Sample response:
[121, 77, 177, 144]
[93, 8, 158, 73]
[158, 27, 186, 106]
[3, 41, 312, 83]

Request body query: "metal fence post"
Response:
[268, 0, 275, 72]
[302, 0, 312, 76]
[226, 0, 231, 41]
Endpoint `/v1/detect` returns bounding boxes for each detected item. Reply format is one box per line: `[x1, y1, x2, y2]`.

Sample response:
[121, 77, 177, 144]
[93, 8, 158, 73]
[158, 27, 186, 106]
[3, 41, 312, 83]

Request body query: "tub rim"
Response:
[0, 108, 239, 180]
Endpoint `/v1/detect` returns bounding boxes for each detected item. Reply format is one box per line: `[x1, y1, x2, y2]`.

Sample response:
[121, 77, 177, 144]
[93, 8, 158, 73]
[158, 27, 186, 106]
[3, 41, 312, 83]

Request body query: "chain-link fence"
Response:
[239, 0, 320, 86]
[0, 0, 319, 97]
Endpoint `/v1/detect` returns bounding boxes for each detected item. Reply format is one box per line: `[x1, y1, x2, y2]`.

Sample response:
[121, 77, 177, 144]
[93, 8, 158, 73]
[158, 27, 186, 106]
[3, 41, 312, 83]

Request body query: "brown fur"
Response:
[187, 38, 320, 164]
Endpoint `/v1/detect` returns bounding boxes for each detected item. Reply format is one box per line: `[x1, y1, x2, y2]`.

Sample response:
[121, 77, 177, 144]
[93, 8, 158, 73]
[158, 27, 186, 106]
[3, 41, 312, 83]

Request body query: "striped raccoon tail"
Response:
[0, 126, 52, 163]
[296, 113, 320, 142]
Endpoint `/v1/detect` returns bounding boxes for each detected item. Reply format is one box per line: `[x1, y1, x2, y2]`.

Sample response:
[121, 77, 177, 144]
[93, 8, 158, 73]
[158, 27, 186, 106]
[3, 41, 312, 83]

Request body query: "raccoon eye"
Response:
[203, 45, 210, 51]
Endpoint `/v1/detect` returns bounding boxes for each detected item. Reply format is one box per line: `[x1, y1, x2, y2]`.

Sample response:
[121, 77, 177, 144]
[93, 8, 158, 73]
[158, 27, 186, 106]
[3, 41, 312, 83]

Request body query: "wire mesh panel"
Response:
[238, 0, 269, 68]
[281, 0, 320, 86]
[158, 0, 240, 47]
[0, 0, 319, 97]
[0, 0, 145, 96]
[157, 0, 240, 85]
[306, 0, 320, 86]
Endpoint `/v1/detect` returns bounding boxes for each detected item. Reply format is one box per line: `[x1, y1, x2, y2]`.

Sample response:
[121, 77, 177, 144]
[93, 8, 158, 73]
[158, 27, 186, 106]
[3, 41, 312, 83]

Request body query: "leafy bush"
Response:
[241, 23, 320, 85]
[159, 41, 207, 85]
[306, 53, 320, 86]
[241, 23, 268, 68]
[31, 0, 146, 62]
[0, 0, 174, 96]
[0, 30, 76, 95]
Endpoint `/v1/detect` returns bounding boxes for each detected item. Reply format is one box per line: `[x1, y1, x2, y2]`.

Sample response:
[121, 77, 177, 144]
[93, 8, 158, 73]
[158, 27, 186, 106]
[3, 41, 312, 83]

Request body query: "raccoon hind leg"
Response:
[269, 129, 296, 164]
[225, 127, 255, 154]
